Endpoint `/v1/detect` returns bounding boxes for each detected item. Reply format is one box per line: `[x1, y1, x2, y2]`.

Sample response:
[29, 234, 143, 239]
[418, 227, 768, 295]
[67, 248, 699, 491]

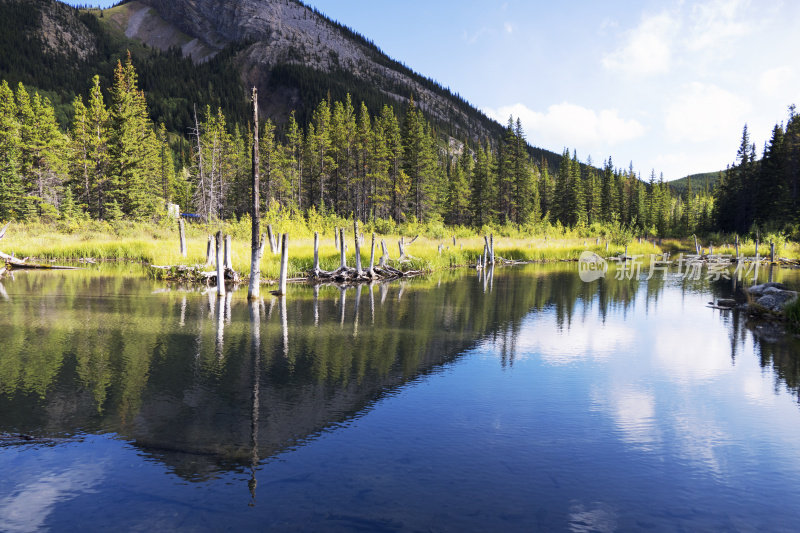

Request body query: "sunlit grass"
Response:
[2, 219, 665, 279]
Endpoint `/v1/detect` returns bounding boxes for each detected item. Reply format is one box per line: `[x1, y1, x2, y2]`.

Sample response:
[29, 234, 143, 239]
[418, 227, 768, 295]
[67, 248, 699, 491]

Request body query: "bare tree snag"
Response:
[277, 233, 288, 296]
[248, 86, 262, 300]
[368, 233, 376, 278]
[178, 219, 187, 258]
[339, 228, 347, 270]
[205, 235, 214, 266]
[313, 231, 321, 275]
[353, 220, 363, 275]
[216, 230, 225, 296]
[267, 225, 277, 254]
[224, 234, 233, 269]
[380, 239, 388, 267]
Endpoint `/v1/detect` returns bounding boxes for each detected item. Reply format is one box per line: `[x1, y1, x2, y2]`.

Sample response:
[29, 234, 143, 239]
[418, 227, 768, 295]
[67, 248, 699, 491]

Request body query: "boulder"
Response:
[748, 282, 787, 296]
[754, 289, 798, 312]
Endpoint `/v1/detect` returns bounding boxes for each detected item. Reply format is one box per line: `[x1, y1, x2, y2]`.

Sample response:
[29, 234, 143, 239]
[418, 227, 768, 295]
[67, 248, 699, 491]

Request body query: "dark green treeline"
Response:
[714, 108, 800, 234]
[1, 59, 714, 237]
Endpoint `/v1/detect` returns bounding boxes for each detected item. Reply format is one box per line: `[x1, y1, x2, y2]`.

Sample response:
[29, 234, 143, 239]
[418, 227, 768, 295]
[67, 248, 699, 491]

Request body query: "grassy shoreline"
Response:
[4, 220, 799, 281]
[1, 220, 665, 280]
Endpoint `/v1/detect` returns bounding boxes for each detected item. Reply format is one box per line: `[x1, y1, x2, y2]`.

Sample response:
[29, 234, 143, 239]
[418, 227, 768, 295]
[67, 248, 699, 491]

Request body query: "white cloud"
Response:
[601, 0, 753, 76]
[504, 22, 513, 34]
[484, 102, 645, 153]
[758, 66, 800, 106]
[601, 11, 675, 75]
[664, 82, 750, 143]
[758, 66, 795, 97]
[686, 0, 752, 51]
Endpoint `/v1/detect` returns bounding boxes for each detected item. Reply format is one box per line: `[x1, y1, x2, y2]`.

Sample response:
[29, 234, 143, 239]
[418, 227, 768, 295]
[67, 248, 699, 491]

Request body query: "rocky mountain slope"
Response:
[131, 0, 503, 141]
[0, 0, 563, 167]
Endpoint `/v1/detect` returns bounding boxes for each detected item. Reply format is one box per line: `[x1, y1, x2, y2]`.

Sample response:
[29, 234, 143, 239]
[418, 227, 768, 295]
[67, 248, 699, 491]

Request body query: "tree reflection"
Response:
[0, 265, 798, 482]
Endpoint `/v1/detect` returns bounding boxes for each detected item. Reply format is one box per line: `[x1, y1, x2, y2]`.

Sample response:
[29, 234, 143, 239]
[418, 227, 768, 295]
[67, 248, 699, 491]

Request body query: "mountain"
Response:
[668, 171, 721, 196]
[0, 0, 564, 168]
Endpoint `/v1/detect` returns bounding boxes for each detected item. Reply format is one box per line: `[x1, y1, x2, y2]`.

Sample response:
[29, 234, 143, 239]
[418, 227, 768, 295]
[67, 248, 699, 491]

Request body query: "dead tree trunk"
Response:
[368, 233, 376, 278]
[224, 234, 233, 269]
[313, 231, 321, 275]
[205, 235, 214, 266]
[353, 220, 363, 275]
[380, 239, 389, 267]
[248, 87, 262, 300]
[216, 231, 225, 296]
[278, 233, 288, 296]
[178, 219, 187, 258]
[339, 228, 347, 270]
[267, 225, 277, 254]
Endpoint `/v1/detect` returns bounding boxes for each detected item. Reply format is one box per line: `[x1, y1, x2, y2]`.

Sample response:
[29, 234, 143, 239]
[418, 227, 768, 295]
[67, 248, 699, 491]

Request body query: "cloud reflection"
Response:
[0, 460, 105, 532]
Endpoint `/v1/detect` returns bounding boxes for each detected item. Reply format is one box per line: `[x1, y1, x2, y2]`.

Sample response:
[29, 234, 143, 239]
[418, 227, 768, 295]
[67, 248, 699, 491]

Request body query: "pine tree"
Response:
[402, 97, 437, 221]
[16, 84, 67, 215]
[368, 108, 392, 220]
[285, 111, 303, 210]
[308, 98, 334, 212]
[586, 168, 601, 225]
[470, 143, 494, 227]
[496, 117, 516, 223]
[0, 80, 22, 220]
[86, 75, 110, 217]
[108, 54, 161, 219]
[157, 123, 176, 203]
[378, 105, 404, 221]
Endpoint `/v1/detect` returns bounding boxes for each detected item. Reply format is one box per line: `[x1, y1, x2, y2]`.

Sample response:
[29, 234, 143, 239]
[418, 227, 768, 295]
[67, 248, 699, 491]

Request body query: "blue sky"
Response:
[64, 0, 800, 180]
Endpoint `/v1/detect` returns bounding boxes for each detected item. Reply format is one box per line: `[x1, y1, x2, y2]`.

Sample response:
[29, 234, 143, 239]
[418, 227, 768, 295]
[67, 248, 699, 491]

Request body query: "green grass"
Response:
[2, 218, 666, 281]
[785, 298, 800, 333]
[659, 236, 800, 260]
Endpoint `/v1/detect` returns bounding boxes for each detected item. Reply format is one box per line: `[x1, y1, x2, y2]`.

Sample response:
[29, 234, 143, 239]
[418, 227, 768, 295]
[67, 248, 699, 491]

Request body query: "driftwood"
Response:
[309, 229, 423, 283]
[150, 264, 239, 284]
[309, 264, 423, 283]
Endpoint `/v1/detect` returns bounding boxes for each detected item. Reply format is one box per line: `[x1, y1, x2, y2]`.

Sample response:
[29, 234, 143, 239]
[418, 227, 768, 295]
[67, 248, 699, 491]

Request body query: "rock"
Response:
[748, 282, 787, 296]
[755, 290, 798, 312]
[717, 298, 736, 307]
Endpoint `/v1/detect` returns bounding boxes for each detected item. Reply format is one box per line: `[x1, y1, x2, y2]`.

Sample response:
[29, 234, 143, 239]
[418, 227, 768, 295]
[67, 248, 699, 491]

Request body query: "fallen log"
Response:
[1, 250, 80, 270]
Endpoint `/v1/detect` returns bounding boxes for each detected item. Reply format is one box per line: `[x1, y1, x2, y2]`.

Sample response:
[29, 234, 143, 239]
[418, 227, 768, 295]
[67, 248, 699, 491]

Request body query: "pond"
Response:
[1, 262, 800, 531]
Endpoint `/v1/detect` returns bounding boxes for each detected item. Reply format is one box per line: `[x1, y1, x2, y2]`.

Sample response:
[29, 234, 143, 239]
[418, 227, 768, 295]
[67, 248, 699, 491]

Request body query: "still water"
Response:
[1, 264, 800, 531]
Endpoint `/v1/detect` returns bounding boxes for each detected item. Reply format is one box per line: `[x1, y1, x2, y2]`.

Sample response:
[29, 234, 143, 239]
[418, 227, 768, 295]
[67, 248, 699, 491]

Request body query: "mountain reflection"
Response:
[0, 264, 798, 482]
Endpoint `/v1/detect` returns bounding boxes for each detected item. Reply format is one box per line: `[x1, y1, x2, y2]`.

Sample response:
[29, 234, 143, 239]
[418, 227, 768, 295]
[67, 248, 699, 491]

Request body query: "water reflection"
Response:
[0, 264, 798, 483]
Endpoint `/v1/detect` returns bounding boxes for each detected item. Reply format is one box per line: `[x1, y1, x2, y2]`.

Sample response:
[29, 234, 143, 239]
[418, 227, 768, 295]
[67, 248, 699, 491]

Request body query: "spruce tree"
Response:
[0, 80, 22, 220]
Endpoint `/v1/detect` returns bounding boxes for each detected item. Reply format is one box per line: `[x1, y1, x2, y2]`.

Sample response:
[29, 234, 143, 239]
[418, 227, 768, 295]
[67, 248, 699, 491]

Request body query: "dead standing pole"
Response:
[353, 219, 363, 276]
[216, 230, 226, 296]
[248, 87, 262, 300]
[313, 231, 321, 276]
[278, 233, 289, 296]
[178, 218, 187, 258]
